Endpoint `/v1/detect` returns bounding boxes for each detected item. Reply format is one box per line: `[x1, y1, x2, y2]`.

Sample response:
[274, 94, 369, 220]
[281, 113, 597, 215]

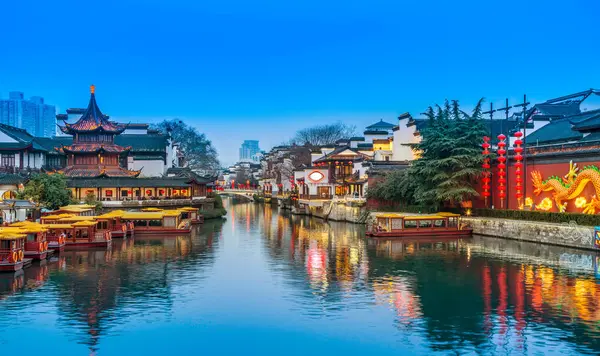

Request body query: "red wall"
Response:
[481, 159, 599, 213]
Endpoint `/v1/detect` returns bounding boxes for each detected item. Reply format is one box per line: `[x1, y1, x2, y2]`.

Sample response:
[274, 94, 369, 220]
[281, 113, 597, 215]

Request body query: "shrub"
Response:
[472, 208, 600, 227]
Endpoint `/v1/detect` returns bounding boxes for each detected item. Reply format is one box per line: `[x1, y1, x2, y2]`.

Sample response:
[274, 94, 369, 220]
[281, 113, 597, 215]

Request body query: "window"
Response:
[404, 220, 417, 229]
[121, 190, 128, 197]
[75, 156, 98, 165]
[1, 154, 15, 167]
[434, 220, 445, 227]
[105, 190, 113, 197]
[134, 220, 147, 227]
[181, 212, 189, 219]
[419, 220, 432, 228]
[149, 220, 162, 227]
[1, 240, 10, 249]
[97, 221, 108, 230]
[27, 234, 36, 242]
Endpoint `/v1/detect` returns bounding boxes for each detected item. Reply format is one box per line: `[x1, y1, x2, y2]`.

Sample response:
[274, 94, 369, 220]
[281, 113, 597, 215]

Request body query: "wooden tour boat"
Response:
[0, 231, 26, 272]
[121, 210, 192, 235]
[366, 212, 472, 239]
[7, 222, 49, 260]
[179, 207, 204, 224]
[41, 217, 112, 249]
[96, 210, 133, 238]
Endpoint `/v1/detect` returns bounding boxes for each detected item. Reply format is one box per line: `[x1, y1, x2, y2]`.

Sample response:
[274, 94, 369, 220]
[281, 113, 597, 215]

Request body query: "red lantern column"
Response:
[482, 137, 491, 207]
[497, 134, 507, 209]
[513, 132, 524, 208]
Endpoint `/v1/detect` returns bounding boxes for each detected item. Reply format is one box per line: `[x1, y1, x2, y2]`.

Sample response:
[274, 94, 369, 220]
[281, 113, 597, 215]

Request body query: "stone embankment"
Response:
[463, 217, 597, 251]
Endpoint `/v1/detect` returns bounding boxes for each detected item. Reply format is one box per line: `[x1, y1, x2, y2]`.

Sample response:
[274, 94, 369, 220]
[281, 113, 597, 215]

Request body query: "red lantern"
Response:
[481, 136, 492, 206]
[513, 131, 524, 207]
[497, 134, 507, 208]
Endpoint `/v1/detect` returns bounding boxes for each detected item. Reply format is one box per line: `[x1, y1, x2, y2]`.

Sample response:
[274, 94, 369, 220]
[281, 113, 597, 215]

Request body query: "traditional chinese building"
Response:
[55, 86, 205, 201]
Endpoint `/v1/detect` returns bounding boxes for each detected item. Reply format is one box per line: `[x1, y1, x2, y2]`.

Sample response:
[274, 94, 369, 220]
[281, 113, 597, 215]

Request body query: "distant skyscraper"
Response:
[0, 92, 56, 137]
[239, 140, 260, 162]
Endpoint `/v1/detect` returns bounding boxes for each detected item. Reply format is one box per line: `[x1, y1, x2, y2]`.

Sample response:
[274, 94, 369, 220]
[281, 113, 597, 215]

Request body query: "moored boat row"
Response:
[0, 205, 203, 272]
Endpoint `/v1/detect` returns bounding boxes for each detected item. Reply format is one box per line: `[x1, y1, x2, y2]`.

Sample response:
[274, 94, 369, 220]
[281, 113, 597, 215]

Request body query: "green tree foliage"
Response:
[369, 99, 488, 208]
[21, 174, 72, 210]
[83, 192, 103, 213]
[153, 119, 220, 172]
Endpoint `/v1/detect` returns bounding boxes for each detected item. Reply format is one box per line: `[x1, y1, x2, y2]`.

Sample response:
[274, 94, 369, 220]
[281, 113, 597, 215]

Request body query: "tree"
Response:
[289, 122, 357, 146]
[21, 174, 72, 210]
[152, 119, 220, 173]
[411, 99, 488, 206]
[84, 192, 103, 213]
[369, 99, 488, 208]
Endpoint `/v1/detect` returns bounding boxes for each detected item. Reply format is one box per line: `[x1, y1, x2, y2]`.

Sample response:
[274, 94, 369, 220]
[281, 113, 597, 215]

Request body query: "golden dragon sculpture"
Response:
[531, 161, 600, 214]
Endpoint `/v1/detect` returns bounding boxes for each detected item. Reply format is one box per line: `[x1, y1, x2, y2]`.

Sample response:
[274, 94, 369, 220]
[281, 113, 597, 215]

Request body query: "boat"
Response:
[179, 207, 204, 224]
[41, 215, 112, 248]
[0, 230, 26, 272]
[366, 212, 472, 238]
[120, 210, 192, 235]
[96, 210, 133, 238]
[7, 222, 49, 260]
[51, 204, 96, 216]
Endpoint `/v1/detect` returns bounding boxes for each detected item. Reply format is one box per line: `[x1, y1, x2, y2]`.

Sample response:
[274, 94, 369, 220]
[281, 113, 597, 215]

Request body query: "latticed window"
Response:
[1, 154, 15, 167]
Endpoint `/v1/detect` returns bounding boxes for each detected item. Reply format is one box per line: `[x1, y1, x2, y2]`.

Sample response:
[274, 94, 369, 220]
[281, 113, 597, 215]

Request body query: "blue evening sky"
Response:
[1, 0, 598, 165]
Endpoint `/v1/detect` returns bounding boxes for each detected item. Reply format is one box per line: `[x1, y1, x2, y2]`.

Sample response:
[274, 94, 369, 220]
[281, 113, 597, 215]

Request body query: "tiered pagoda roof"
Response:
[59, 143, 132, 154]
[59, 166, 141, 178]
[58, 85, 127, 135]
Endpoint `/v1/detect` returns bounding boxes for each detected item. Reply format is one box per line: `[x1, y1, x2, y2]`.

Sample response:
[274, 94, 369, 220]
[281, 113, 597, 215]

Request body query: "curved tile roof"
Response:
[59, 86, 126, 134]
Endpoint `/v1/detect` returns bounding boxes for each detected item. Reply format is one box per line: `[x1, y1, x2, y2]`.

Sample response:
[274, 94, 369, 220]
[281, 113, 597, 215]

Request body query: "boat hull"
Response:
[367, 228, 473, 239]
[65, 240, 112, 249]
[132, 228, 192, 235]
[48, 243, 65, 253]
[0, 262, 24, 272]
[111, 231, 126, 238]
[24, 251, 48, 261]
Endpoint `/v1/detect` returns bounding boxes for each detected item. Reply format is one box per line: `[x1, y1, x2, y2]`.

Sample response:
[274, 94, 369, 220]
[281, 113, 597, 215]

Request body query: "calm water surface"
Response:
[1, 198, 600, 355]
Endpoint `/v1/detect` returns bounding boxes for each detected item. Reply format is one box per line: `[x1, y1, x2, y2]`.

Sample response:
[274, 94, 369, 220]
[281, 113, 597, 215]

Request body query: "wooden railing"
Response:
[299, 194, 333, 200]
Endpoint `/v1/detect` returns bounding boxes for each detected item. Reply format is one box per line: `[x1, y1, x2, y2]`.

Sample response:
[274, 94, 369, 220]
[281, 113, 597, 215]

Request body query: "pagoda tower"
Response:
[57, 85, 141, 178]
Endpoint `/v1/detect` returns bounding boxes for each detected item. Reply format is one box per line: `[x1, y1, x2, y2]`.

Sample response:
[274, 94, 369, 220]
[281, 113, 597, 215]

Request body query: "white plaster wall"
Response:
[131, 159, 164, 177]
[364, 133, 388, 143]
[392, 119, 420, 161]
[510, 120, 550, 146]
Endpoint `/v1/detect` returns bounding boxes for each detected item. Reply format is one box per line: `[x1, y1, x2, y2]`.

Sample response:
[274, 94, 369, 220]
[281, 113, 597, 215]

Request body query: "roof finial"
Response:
[90, 84, 95, 94]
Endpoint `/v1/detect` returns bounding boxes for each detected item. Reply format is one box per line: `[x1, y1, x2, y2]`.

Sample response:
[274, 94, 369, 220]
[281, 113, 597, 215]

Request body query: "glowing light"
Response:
[575, 197, 587, 208]
[537, 197, 553, 211]
[308, 171, 325, 182]
[525, 197, 533, 207]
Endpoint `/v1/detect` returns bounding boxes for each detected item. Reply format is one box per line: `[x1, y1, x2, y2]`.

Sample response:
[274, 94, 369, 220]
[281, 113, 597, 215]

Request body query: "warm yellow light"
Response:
[465, 208, 472, 216]
[525, 197, 533, 207]
[537, 197, 553, 211]
[575, 197, 587, 208]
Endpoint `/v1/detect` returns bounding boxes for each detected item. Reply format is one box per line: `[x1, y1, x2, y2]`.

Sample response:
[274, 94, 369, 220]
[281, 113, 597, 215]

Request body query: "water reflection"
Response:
[0, 199, 599, 355]
[0, 223, 221, 355]
[247, 202, 600, 354]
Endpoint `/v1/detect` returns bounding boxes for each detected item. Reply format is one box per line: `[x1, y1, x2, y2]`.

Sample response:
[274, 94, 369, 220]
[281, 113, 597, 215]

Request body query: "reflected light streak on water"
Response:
[0, 198, 599, 355]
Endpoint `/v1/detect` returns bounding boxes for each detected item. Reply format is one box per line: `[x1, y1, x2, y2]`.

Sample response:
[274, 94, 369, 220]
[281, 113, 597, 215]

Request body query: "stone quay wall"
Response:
[463, 217, 597, 251]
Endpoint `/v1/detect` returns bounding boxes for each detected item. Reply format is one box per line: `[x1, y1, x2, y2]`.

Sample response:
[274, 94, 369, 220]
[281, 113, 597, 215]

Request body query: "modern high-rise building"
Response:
[239, 140, 260, 162]
[0, 92, 56, 137]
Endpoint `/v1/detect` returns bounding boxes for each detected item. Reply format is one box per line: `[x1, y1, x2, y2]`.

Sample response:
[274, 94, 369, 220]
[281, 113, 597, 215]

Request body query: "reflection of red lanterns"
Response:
[497, 134, 507, 208]
[482, 136, 491, 206]
[513, 131, 524, 206]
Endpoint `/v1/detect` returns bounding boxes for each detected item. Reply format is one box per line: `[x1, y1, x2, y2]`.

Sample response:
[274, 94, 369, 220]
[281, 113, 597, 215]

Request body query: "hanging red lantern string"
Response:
[513, 131, 524, 208]
[497, 134, 507, 208]
[481, 136, 491, 206]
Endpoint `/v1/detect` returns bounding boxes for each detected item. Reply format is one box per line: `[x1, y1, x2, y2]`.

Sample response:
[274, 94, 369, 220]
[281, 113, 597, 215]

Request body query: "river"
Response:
[0, 198, 599, 355]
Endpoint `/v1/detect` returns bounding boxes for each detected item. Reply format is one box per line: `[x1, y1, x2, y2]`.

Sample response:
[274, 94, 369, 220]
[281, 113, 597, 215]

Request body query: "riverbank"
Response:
[463, 216, 597, 251]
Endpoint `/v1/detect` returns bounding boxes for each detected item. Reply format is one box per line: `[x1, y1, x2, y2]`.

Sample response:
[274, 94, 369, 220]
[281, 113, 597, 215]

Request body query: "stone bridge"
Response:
[217, 189, 256, 201]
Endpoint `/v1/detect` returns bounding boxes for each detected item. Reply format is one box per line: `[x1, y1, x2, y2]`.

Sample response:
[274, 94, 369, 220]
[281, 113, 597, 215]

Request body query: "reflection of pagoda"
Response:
[57, 85, 140, 178]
